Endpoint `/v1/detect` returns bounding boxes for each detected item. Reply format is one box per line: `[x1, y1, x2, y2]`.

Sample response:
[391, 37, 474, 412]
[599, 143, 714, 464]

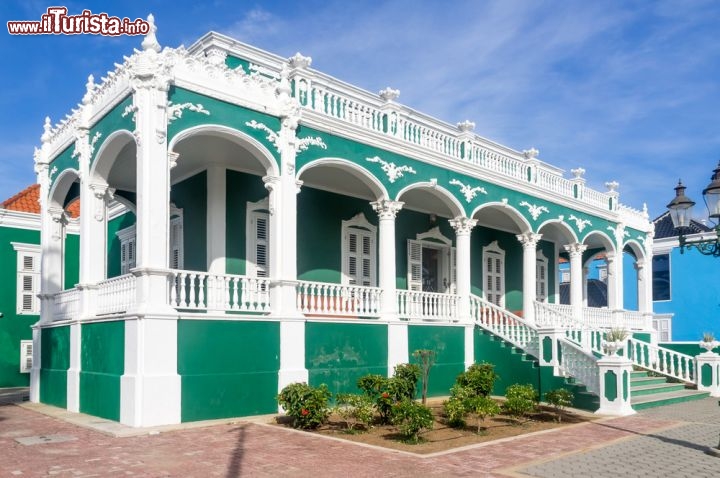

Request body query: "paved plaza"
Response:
[1, 389, 719, 477]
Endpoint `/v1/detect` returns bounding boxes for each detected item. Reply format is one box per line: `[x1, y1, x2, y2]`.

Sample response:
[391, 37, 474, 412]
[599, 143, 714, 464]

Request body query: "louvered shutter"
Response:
[19, 341, 32, 373]
[17, 251, 40, 314]
[170, 218, 184, 270]
[254, 214, 269, 277]
[347, 231, 358, 284]
[407, 239, 422, 291]
[449, 246, 457, 293]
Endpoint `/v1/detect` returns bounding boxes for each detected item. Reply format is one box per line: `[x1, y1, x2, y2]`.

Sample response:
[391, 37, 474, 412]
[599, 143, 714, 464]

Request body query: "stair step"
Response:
[631, 383, 687, 397]
[631, 389, 710, 410]
[631, 371, 649, 378]
[630, 376, 671, 386]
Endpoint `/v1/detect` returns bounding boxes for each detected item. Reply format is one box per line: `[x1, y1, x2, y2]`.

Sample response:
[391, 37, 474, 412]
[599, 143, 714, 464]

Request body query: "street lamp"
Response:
[666, 161, 720, 257]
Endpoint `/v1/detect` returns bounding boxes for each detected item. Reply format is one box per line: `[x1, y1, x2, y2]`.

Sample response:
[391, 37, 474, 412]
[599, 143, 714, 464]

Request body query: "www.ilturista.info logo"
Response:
[7, 7, 150, 36]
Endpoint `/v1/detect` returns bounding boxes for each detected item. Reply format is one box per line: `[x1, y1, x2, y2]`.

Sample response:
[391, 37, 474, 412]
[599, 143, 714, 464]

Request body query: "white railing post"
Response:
[538, 327, 564, 375]
[596, 354, 635, 416]
[696, 351, 720, 397]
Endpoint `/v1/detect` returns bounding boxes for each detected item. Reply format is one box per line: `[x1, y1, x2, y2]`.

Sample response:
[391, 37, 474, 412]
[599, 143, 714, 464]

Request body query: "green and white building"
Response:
[30, 18, 717, 427]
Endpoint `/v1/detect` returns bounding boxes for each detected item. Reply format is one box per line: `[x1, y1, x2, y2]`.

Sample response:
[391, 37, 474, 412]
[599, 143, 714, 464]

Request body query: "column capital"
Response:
[564, 243, 587, 257]
[449, 216, 477, 236]
[371, 199, 404, 220]
[262, 175, 281, 191]
[516, 232, 542, 248]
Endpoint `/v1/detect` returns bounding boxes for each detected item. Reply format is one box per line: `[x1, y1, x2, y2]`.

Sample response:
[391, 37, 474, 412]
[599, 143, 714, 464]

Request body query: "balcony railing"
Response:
[397, 290, 459, 321]
[168, 270, 271, 313]
[97, 274, 136, 315]
[296, 281, 382, 318]
[52, 288, 79, 321]
[537, 302, 652, 331]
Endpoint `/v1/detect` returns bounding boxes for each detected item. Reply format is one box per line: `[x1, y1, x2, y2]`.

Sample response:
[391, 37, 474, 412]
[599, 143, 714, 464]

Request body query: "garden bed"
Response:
[273, 398, 594, 455]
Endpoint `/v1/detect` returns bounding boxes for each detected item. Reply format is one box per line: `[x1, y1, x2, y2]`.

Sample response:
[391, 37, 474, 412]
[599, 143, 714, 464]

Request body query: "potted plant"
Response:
[602, 328, 629, 356]
[699, 332, 718, 353]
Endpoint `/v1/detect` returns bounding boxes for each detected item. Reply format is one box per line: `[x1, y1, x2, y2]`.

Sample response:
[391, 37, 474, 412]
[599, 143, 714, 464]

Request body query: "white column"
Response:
[371, 200, 403, 321]
[582, 266, 589, 307]
[206, 165, 226, 312]
[607, 224, 625, 312]
[387, 322, 409, 377]
[450, 217, 477, 323]
[564, 243, 587, 322]
[120, 33, 180, 427]
[464, 324, 474, 370]
[516, 232, 541, 323]
[66, 322, 82, 412]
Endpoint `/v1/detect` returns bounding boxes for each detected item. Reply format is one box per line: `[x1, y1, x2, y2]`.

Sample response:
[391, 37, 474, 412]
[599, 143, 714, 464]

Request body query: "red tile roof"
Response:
[1, 184, 80, 218]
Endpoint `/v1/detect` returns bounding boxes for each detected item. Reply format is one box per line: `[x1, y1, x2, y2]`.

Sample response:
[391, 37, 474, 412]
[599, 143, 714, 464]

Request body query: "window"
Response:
[246, 199, 270, 278]
[19, 340, 33, 373]
[652, 314, 673, 342]
[536, 251, 548, 301]
[169, 215, 184, 270]
[560, 270, 570, 283]
[12, 243, 40, 314]
[482, 241, 505, 307]
[652, 254, 670, 301]
[117, 205, 184, 274]
[407, 227, 455, 293]
[117, 226, 136, 275]
[342, 213, 376, 286]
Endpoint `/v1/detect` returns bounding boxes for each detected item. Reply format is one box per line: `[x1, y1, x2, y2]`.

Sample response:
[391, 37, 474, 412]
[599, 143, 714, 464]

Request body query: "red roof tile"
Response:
[1, 184, 80, 218]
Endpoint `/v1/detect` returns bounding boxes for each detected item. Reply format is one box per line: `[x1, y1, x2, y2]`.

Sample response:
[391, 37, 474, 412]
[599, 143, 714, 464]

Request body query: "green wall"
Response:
[305, 322, 388, 396]
[298, 187, 378, 283]
[64, 232, 80, 290]
[171, 172, 207, 272]
[226, 170, 269, 275]
[40, 326, 70, 408]
[107, 211, 136, 278]
[80, 321, 124, 421]
[408, 325, 464, 397]
[0, 225, 40, 387]
[470, 226, 523, 312]
[178, 320, 280, 422]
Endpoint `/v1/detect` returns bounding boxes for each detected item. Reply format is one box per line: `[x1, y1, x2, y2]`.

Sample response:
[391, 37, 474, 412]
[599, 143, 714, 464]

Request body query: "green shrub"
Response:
[544, 388, 573, 422]
[503, 384, 538, 423]
[443, 384, 471, 427]
[391, 399, 434, 443]
[357, 374, 388, 398]
[277, 382, 332, 429]
[412, 349, 436, 405]
[456, 363, 498, 397]
[392, 363, 421, 400]
[466, 395, 501, 433]
[335, 393, 375, 431]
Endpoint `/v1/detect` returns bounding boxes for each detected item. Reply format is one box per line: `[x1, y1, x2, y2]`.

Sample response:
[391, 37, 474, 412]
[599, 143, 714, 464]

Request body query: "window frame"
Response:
[246, 198, 270, 278]
[12, 242, 41, 315]
[482, 240, 505, 307]
[341, 213, 377, 287]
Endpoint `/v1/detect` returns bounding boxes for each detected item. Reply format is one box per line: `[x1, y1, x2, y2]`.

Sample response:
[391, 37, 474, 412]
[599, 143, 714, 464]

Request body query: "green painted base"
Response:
[632, 391, 710, 410]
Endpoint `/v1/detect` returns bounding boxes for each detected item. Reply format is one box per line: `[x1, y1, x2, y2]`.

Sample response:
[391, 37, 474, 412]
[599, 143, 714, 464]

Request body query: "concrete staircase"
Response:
[630, 370, 709, 410]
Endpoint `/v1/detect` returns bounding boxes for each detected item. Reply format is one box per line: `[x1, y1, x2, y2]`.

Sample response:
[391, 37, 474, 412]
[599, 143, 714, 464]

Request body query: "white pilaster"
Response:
[517, 232, 541, 323]
[464, 324, 474, 370]
[206, 165, 226, 312]
[387, 321, 409, 376]
[607, 224, 625, 311]
[371, 200, 403, 321]
[66, 322, 82, 412]
[450, 216, 477, 324]
[29, 326, 41, 402]
[696, 352, 720, 397]
[538, 326, 565, 375]
[278, 320, 308, 394]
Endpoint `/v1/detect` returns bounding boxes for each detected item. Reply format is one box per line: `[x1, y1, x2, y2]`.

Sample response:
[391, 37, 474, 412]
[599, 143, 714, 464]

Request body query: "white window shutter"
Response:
[247, 209, 270, 278]
[14, 246, 40, 315]
[20, 340, 33, 373]
[341, 214, 377, 287]
[407, 239, 422, 291]
[449, 246, 457, 293]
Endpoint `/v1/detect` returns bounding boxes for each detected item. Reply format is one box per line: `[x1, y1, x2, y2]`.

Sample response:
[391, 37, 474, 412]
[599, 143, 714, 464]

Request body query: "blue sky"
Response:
[1, 0, 718, 219]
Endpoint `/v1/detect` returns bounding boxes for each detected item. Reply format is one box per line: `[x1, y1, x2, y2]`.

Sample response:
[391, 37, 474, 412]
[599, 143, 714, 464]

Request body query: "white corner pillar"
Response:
[120, 33, 180, 427]
[371, 199, 403, 321]
[387, 322, 409, 377]
[206, 164, 226, 313]
[538, 326, 565, 375]
[464, 324, 475, 370]
[565, 243, 589, 349]
[66, 322, 82, 412]
[596, 355, 636, 416]
[582, 266, 589, 307]
[450, 217, 477, 324]
[696, 352, 720, 397]
[516, 232, 541, 324]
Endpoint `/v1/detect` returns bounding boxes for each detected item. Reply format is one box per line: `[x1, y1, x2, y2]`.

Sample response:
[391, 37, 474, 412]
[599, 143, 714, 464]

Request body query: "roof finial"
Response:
[141, 14, 161, 53]
[82, 74, 95, 105]
[41, 116, 52, 143]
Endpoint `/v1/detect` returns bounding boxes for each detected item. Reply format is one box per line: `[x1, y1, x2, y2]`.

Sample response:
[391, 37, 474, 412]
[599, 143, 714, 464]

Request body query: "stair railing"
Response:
[470, 294, 539, 358]
[558, 339, 600, 396]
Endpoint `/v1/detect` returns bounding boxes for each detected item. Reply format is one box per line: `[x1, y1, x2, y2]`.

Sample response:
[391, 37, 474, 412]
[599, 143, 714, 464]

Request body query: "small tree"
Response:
[456, 362, 498, 397]
[443, 384, 472, 427]
[412, 349, 436, 405]
[335, 393, 375, 432]
[392, 363, 421, 400]
[391, 399, 434, 443]
[503, 384, 538, 424]
[277, 382, 332, 429]
[544, 389, 573, 423]
[467, 395, 501, 434]
[357, 374, 393, 424]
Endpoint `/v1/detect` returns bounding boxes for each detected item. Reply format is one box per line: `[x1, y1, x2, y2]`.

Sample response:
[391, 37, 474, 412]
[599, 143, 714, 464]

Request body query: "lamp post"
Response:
[666, 161, 720, 257]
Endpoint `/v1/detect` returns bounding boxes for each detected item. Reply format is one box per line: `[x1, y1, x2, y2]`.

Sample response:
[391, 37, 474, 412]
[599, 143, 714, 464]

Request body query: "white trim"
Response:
[341, 212, 377, 286]
[246, 198, 270, 278]
[0, 209, 41, 230]
[536, 250, 548, 302]
[482, 240, 505, 307]
[407, 227, 456, 293]
[652, 314, 673, 342]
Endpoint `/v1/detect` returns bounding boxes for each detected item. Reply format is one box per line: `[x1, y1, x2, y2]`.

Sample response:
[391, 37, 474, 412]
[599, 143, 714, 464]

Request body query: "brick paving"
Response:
[1, 390, 717, 477]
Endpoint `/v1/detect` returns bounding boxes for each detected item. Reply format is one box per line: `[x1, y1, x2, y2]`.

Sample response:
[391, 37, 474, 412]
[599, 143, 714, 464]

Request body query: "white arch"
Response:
[49, 168, 81, 210]
[582, 230, 617, 253]
[89, 129, 137, 184]
[168, 124, 279, 177]
[297, 157, 389, 201]
[395, 181, 464, 218]
[471, 201, 533, 233]
[623, 239, 646, 261]
[536, 218, 579, 244]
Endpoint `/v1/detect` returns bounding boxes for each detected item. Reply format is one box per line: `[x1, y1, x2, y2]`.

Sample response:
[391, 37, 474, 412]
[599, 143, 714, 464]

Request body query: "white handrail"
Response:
[97, 274, 136, 315]
[625, 337, 696, 383]
[558, 339, 600, 395]
[471, 294, 538, 357]
[397, 290, 459, 321]
[297, 281, 381, 317]
[169, 270, 270, 313]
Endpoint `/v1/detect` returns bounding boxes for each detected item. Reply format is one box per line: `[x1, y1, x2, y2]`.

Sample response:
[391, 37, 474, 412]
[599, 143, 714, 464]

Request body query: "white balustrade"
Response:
[97, 274, 136, 315]
[626, 338, 696, 383]
[623, 310, 647, 330]
[397, 290, 459, 321]
[297, 281, 381, 318]
[471, 295, 538, 356]
[53, 288, 79, 321]
[169, 270, 270, 313]
[558, 339, 600, 395]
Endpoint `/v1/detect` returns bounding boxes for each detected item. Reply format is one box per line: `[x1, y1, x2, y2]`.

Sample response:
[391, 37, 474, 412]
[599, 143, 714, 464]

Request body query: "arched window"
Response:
[482, 240, 505, 307]
[341, 213, 377, 286]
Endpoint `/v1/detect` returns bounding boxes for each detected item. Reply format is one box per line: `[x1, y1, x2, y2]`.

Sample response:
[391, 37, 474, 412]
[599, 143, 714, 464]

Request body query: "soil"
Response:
[273, 398, 594, 455]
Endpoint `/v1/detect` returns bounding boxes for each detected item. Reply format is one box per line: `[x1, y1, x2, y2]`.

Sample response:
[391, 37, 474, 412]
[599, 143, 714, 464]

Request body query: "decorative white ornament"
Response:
[607, 225, 630, 241]
[449, 178, 487, 202]
[366, 156, 416, 183]
[167, 102, 210, 123]
[245, 120, 326, 154]
[49, 166, 58, 180]
[519, 201, 549, 221]
[568, 214, 592, 232]
[379, 87, 400, 102]
[121, 104, 137, 122]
